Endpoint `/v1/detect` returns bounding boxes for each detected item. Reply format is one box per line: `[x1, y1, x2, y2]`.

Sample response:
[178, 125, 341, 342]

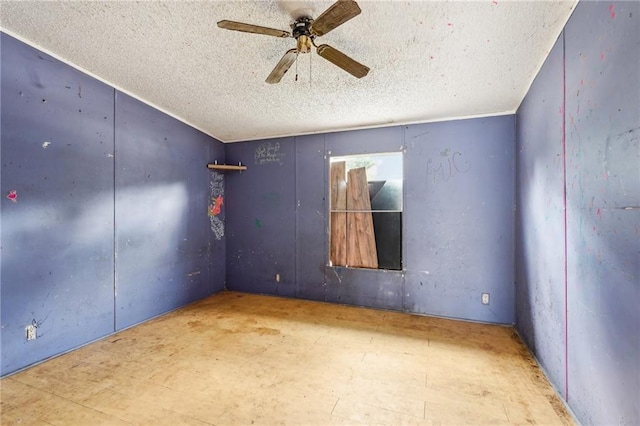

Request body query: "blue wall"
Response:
[226, 116, 516, 324]
[515, 31, 567, 399]
[114, 92, 225, 329]
[516, 1, 639, 424]
[3, 3, 637, 422]
[0, 33, 226, 375]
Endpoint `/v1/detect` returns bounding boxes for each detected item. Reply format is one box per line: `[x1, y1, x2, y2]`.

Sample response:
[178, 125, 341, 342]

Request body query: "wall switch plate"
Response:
[26, 324, 37, 341]
[482, 293, 490, 305]
[275, 273, 280, 283]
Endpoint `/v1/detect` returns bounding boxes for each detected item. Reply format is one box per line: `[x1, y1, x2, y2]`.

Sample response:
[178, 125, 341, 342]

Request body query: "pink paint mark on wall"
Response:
[6, 190, 17, 203]
[447, 23, 453, 27]
[596, 208, 602, 218]
[603, 171, 609, 179]
[609, 4, 616, 18]
[210, 195, 224, 216]
[492, 1, 498, 5]
[600, 51, 606, 61]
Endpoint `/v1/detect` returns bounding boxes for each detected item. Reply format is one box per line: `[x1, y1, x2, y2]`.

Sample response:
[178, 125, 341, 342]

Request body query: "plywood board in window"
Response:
[330, 161, 347, 266]
[346, 167, 378, 268]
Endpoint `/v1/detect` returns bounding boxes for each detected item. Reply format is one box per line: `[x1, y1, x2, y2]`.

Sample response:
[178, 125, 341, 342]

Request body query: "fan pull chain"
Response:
[295, 52, 299, 82]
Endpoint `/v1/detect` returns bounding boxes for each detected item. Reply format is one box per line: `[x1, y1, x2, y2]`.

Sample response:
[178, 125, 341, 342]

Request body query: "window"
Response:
[329, 152, 403, 270]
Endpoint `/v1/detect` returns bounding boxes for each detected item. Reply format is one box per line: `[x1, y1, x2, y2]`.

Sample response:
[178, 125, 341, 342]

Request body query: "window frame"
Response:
[327, 151, 404, 271]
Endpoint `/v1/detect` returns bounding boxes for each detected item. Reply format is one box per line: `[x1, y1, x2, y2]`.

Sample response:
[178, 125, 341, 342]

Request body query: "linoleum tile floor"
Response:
[1, 291, 573, 425]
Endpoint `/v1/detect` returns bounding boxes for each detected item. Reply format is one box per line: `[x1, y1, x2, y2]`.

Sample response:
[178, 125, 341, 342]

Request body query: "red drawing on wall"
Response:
[210, 195, 224, 216]
[6, 190, 17, 203]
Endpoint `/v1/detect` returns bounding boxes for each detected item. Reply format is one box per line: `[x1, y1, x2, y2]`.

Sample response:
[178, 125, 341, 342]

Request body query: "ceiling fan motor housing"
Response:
[292, 18, 314, 53]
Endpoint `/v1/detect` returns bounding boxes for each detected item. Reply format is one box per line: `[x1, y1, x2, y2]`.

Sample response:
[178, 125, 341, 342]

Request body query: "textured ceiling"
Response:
[0, 1, 577, 142]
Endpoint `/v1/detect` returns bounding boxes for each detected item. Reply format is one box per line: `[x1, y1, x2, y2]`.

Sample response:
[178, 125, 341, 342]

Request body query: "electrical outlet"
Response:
[26, 324, 37, 341]
[482, 293, 490, 305]
[275, 273, 280, 283]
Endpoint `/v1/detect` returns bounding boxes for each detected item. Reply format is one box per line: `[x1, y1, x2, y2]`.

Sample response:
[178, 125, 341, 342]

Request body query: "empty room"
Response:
[1, 0, 638, 424]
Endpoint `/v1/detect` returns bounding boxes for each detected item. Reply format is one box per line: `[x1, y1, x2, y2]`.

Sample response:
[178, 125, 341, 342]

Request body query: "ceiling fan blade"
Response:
[316, 44, 369, 79]
[310, 0, 361, 37]
[217, 20, 291, 38]
[266, 49, 298, 84]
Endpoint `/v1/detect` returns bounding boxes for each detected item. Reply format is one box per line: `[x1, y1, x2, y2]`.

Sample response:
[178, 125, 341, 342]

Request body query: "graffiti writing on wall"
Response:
[209, 172, 224, 240]
[255, 142, 286, 165]
[426, 149, 470, 184]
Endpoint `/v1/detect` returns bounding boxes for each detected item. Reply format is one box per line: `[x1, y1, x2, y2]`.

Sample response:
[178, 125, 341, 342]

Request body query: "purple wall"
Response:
[114, 92, 226, 329]
[516, 1, 639, 424]
[515, 33, 567, 398]
[3, 4, 637, 422]
[1, 33, 226, 376]
[226, 116, 516, 324]
[1, 32, 116, 376]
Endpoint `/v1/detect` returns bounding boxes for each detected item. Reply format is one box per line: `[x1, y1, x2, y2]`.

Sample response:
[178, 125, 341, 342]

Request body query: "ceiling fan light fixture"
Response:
[297, 35, 312, 53]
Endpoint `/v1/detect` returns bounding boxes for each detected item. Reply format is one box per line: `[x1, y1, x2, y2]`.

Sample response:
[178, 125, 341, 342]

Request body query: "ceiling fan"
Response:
[217, 0, 370, 84]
